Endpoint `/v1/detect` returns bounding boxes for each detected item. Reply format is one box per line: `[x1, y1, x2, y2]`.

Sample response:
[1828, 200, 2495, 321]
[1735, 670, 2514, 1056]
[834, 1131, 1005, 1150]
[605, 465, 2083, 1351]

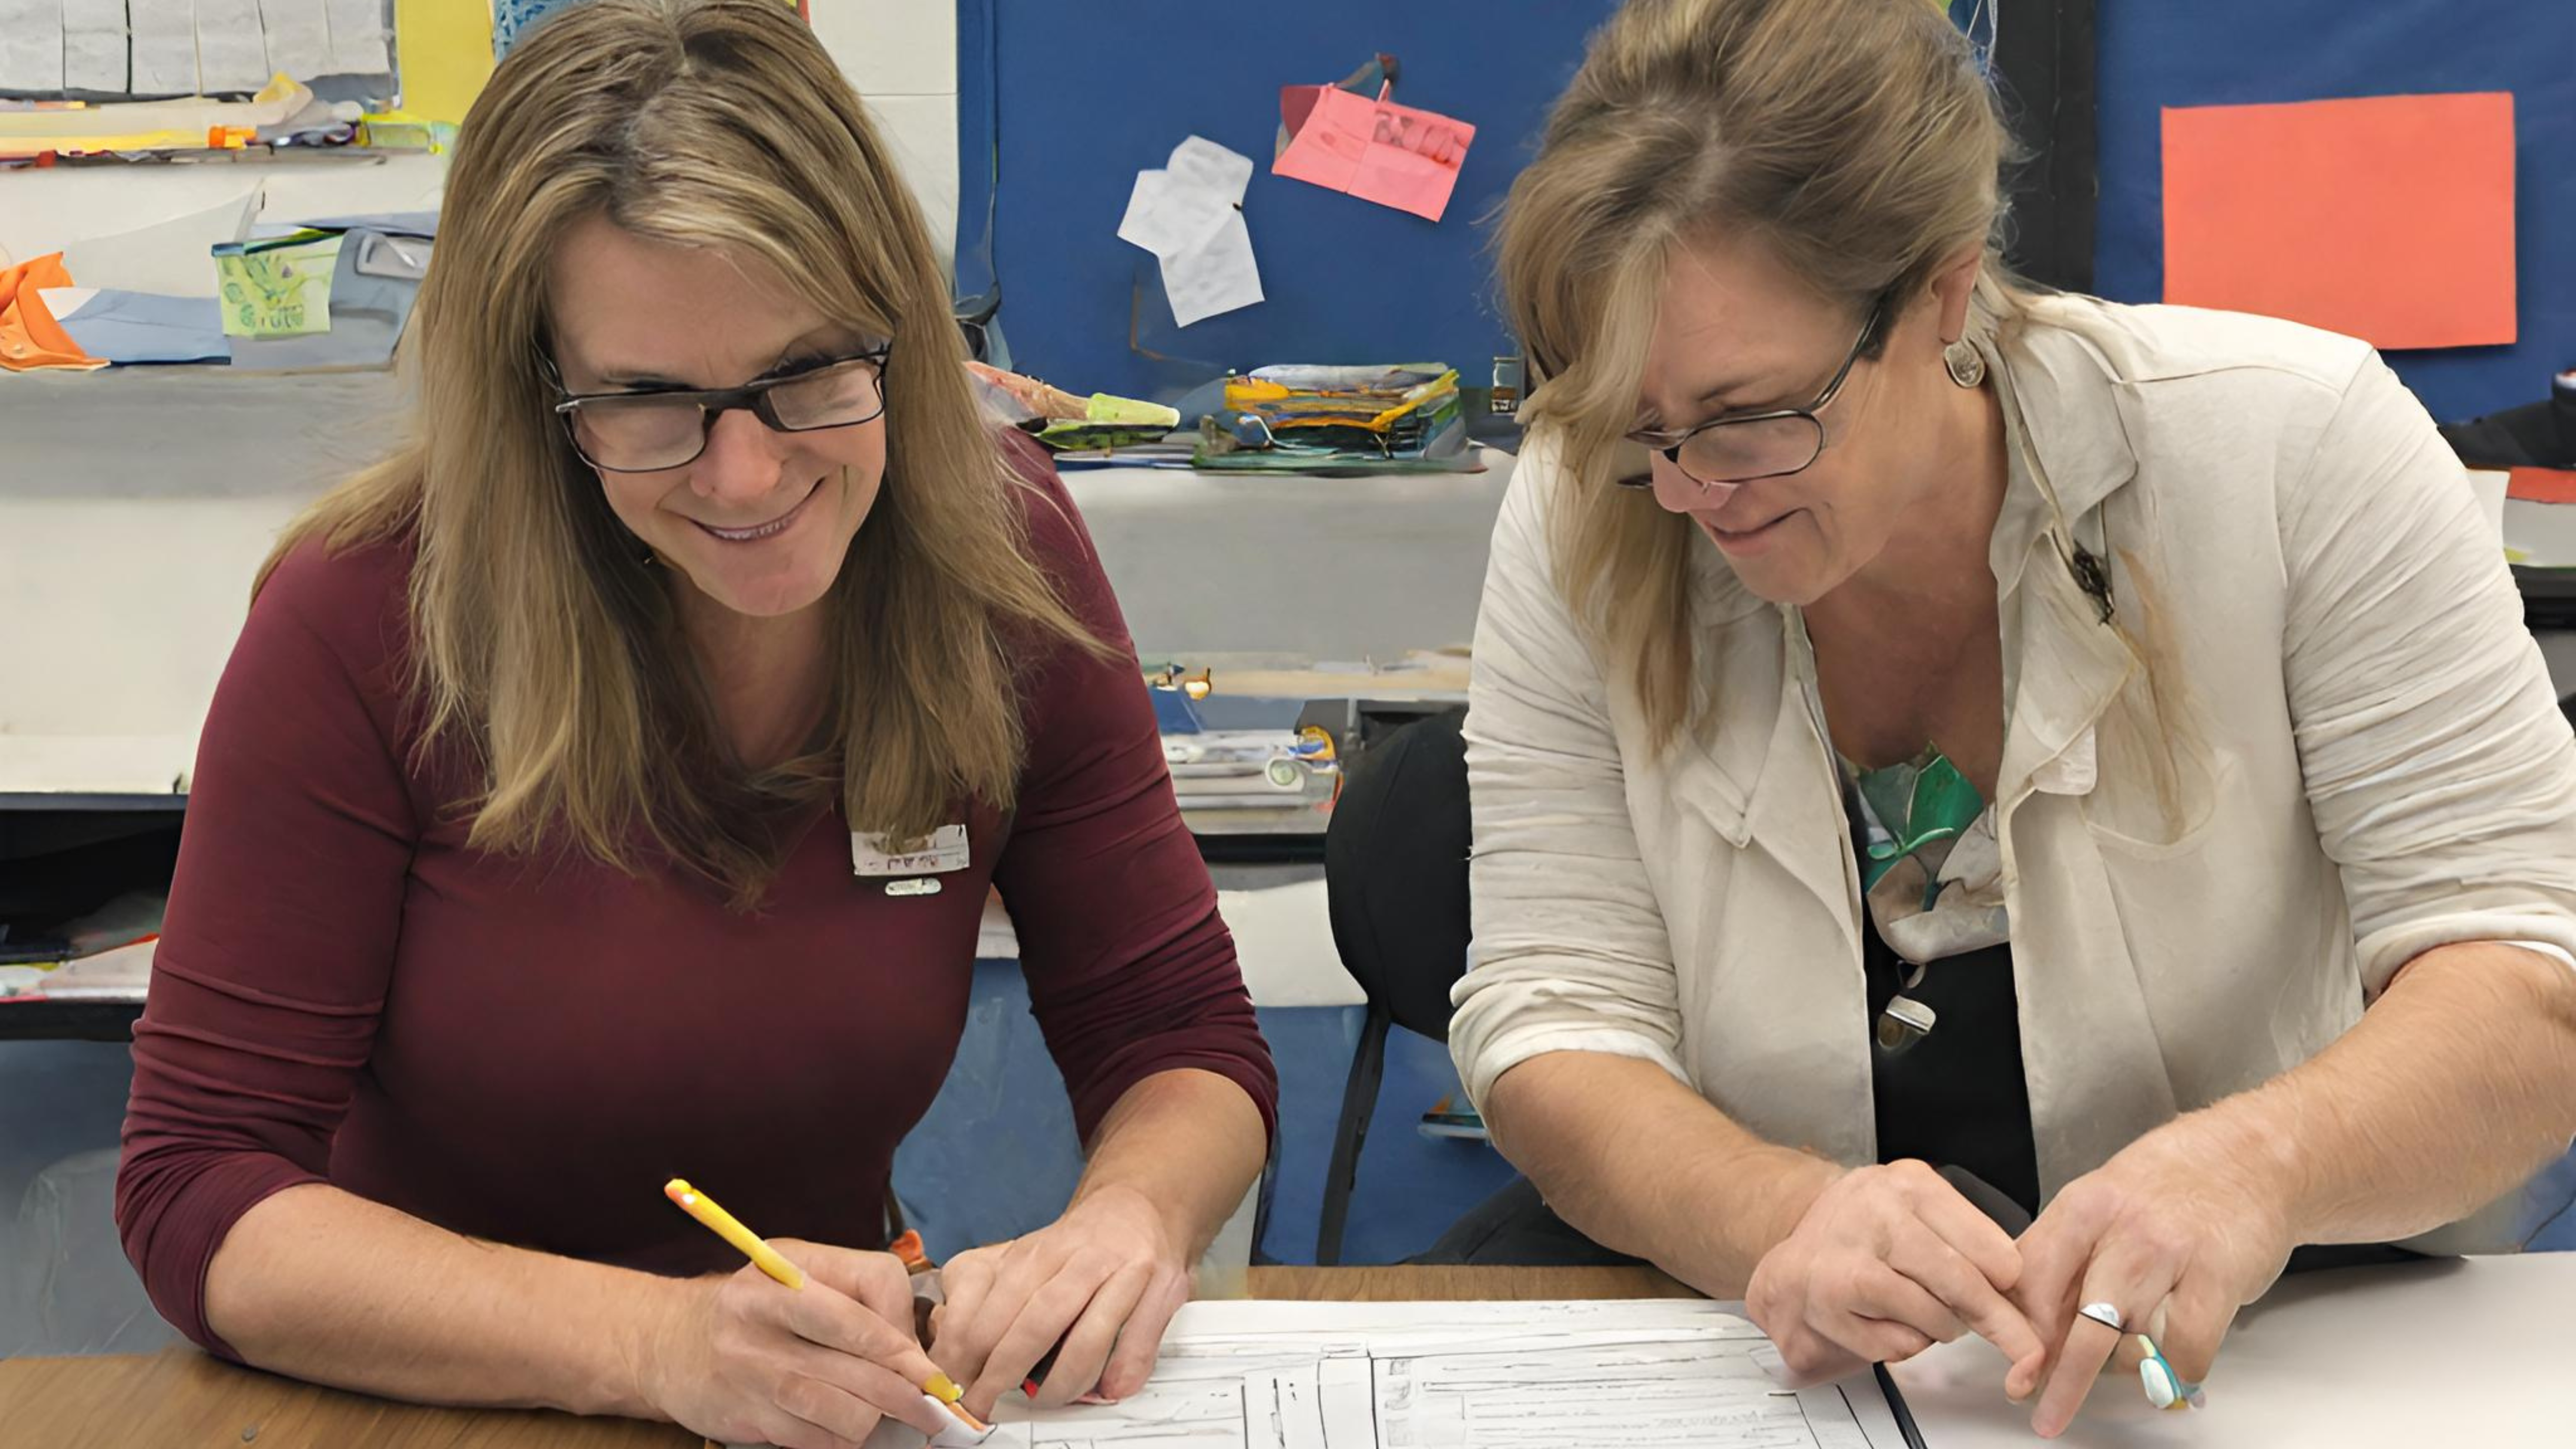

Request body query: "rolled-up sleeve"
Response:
[990, 440, 1279, 1147]
[2278, 352, 2576, 993]
[1452, 437, 1692, 1114]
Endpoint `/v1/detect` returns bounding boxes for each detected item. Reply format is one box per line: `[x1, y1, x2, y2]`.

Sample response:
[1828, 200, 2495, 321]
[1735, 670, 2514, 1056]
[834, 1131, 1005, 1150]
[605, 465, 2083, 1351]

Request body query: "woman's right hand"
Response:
[1744, 1160, 2049, 1393]
[636, 1239, 958, 1449]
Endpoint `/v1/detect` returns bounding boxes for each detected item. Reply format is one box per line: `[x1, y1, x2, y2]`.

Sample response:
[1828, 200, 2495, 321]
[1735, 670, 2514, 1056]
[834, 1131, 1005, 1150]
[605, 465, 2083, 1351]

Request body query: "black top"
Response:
[1847, 781, 2044, 1219]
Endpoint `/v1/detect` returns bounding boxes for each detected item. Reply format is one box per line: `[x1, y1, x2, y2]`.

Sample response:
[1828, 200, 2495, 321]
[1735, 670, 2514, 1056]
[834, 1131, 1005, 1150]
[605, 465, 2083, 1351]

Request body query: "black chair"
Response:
[1315, 708, 1473, 1265]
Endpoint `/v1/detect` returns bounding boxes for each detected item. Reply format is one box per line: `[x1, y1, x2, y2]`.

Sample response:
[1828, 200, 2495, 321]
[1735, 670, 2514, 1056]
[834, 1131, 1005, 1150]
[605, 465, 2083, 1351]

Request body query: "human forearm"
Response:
[2196, 942, 2576, 1245]
[1485, 1051, 1844, 1295]
[204, 1182, 674, 1416]
[1072, 1067, 1267, 1260]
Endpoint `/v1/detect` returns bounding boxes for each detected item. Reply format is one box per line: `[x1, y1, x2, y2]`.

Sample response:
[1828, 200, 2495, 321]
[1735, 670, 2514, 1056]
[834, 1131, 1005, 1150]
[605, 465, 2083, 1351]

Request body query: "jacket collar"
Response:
[1983, 300, 2152, 809]
[1983, 295, 2146, 604]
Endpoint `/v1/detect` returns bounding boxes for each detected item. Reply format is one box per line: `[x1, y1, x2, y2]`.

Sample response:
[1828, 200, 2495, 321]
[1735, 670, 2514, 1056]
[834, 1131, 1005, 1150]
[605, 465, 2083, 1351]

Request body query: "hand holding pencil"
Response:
[642, 1177, 991, 1449]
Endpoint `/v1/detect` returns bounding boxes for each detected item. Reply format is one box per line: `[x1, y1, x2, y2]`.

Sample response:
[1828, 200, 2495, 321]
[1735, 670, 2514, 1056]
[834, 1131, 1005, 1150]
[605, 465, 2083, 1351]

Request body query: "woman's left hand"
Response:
[2011, 1114, 2298, 1438]
[929, 1183, 1191, 1417]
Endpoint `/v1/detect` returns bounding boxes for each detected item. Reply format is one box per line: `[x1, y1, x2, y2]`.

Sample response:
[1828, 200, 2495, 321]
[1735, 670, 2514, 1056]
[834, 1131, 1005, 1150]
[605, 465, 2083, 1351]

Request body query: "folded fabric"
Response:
[53, 289, 230, 365]
[0, 254, 106, 371]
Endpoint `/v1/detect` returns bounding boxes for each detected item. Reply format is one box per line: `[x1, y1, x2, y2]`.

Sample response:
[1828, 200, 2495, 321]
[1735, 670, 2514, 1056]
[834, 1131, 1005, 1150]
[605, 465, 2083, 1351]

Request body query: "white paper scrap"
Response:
[259, 0, 335, 82]
[1162, 210, 1264, 327]
[60, 190, 263, 298]
[1116, 136, 1263, 328]
[323, 0, 391, 75]
[63, 0, 131, 93]
[130, 0, 204, 96]
[196, 0, 276, 94]
[0, 0, 65, 94]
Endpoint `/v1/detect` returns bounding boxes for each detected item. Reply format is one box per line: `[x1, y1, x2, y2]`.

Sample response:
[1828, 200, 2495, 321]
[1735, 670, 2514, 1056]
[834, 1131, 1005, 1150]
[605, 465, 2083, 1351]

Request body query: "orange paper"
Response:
[2507, 468, 2576, 505]
[2161, 92, 2516, 351]
[0, 253, 106, 372]
[1273, 84, 1475, 222]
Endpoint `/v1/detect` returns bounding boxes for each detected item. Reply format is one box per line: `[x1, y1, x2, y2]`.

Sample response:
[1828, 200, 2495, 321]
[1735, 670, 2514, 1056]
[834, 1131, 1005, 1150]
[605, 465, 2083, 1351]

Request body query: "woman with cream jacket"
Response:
[1455, 0, 2576, 1437]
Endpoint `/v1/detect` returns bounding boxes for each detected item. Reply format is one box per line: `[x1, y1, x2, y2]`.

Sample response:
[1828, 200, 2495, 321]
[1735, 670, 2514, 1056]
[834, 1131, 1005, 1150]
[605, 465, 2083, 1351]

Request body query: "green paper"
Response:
[217, 232, 343, 339]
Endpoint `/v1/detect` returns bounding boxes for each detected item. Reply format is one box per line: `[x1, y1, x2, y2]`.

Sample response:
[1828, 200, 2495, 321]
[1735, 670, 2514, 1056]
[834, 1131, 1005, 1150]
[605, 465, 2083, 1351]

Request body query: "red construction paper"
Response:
[2161, 92, 2516, 351]
[2507, 467, 2576, 505]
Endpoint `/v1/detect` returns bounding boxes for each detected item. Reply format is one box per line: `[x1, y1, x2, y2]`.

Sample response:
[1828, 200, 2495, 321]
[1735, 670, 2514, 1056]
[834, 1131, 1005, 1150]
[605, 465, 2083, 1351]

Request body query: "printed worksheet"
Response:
[854, 1300, 1910, 1449]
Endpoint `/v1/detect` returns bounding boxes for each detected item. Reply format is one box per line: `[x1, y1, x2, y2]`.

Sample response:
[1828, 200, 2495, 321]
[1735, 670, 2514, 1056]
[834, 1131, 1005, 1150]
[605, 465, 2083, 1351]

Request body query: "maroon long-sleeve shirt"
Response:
[116, 440, 1277, 1359]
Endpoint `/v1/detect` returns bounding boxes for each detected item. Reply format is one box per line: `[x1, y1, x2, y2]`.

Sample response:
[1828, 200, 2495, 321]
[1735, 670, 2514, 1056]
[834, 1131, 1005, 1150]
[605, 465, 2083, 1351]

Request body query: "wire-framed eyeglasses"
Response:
[545, 346, 893, 474]
[1616, 295, 1889, 491]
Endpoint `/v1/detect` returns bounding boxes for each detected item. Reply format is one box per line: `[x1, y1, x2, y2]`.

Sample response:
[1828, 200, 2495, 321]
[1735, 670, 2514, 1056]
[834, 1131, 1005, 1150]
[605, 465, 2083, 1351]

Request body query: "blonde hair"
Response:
[260, 0, 1103, 905]
[1499, 0, 2022, 747]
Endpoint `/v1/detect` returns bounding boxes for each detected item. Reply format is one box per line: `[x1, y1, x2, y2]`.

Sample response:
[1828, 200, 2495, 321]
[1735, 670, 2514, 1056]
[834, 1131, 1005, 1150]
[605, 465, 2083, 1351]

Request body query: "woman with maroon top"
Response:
[112, 4, 1276, 1446]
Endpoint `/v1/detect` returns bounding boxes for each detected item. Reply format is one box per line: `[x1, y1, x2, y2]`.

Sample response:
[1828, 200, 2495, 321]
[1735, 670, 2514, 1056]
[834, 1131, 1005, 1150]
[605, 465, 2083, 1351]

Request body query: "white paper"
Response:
[1166, 135, 1256, 210]
[1117, 134, 1254, 260]
[1161, 211, 1264, 327]
[63, 0, 131, 92]
[36, 286, 101, 319]
[60, 190, 263, 298]
[858, 1300, 1909, 1449]
[196, 0, 276, 93]
[1115, 135, 1265, 328]
[322, 0, 390, 75]
[129, 0, 203, 96]
[0, 0, 67, 94]
[258, 0, 334, 82]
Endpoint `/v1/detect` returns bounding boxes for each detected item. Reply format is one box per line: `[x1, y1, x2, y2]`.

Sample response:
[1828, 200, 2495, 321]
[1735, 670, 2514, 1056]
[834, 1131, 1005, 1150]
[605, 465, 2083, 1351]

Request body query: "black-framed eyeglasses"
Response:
[1616, 295, 1889, 490]
[544, 346, 893, 473]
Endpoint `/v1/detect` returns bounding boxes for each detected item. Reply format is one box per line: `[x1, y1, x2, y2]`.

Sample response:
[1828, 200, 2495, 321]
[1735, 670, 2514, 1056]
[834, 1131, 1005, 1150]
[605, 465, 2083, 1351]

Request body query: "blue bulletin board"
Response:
[962, 1, 2572, 422]
[2094, 0, 2576, 422]
[958, 0, 1620, 403]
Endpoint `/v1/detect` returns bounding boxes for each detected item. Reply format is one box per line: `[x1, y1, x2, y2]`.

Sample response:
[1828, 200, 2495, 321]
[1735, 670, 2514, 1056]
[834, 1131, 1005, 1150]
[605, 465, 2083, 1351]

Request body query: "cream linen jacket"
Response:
[1453, 294, 2576, 1249]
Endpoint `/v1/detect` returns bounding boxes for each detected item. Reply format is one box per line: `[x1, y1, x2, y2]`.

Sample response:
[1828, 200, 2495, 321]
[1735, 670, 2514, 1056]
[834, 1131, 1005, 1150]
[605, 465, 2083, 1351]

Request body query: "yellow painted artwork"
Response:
[217, 233, 345, 338]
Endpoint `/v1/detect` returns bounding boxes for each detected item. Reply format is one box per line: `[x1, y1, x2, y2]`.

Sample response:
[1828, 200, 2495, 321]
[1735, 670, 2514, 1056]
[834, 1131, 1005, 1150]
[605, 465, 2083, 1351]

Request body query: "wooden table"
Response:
[0, 1267, 1689, 1449]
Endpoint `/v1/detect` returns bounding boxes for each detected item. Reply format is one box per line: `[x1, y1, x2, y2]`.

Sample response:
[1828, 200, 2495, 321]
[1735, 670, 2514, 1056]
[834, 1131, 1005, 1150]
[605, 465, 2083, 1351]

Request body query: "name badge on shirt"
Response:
[852, 823, 970, 878]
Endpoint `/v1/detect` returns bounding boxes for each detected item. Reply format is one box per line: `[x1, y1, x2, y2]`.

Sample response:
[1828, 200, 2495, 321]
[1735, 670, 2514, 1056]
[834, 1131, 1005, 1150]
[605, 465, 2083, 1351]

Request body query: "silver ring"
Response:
[2078, 1302, 2126, 1332]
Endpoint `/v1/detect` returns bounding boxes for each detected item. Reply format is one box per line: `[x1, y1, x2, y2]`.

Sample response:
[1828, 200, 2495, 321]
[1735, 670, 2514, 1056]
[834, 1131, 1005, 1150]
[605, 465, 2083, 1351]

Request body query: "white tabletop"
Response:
[1888, 1252, 2575, 1446]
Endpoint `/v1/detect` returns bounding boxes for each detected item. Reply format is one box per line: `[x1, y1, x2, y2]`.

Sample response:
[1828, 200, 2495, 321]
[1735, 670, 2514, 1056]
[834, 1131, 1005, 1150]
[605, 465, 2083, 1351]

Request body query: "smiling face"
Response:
[1635, 233, 1970, 608]
[546, 211, 886, 621]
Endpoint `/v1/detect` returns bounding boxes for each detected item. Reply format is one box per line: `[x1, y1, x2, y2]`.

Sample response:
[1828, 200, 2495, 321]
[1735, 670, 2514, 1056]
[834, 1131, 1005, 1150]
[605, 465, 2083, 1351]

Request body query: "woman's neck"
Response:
[1811, 378, 2011, 638]
[669, 578, 833, 772]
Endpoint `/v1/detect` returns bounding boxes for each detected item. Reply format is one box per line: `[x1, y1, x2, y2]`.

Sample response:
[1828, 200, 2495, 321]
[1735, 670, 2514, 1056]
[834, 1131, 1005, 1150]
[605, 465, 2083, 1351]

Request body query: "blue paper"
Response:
[56, 292, 231, 365]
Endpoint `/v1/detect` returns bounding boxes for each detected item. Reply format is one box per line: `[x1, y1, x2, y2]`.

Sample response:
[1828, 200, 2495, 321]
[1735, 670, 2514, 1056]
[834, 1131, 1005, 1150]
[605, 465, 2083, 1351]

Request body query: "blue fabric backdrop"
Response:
[966, 1, 2569, 420]
[2094, 0, 2576, 422]
[966, 0, 1619, 402]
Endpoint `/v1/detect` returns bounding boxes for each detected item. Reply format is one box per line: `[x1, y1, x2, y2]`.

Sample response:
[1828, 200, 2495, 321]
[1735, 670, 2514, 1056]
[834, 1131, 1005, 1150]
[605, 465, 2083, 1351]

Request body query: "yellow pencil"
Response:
[661, 1177, 987, 1434]
[664, 1177, 808, 1289]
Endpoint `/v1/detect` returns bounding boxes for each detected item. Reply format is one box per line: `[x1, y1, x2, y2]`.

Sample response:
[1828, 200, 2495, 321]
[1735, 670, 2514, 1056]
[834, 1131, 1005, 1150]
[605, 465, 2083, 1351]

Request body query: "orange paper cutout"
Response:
[1273, 84, 1475, 222]
[2507, 468, 2576, 505]
[2161, 91, 2516, 351]
[0, 252, 106, 372]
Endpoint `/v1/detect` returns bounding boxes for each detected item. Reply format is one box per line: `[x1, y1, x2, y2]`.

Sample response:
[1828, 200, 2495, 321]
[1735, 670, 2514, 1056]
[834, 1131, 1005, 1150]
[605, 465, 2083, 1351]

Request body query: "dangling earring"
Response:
[1943, 337, 1986, 389]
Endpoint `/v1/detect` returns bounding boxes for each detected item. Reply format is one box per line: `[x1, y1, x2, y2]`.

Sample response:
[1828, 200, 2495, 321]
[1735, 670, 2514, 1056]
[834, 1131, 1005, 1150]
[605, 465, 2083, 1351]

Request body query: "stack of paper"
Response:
[1200, 363, 1466, 471]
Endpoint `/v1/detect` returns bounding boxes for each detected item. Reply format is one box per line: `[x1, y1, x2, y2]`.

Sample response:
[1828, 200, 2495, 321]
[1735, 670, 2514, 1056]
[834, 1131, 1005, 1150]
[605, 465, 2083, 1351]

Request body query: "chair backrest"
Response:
[1323, 709, 1471, 1041]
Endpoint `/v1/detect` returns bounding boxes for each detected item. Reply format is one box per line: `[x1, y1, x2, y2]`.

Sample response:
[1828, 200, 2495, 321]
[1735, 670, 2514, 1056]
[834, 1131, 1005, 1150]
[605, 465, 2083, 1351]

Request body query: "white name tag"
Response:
[852, 823, 970, 878]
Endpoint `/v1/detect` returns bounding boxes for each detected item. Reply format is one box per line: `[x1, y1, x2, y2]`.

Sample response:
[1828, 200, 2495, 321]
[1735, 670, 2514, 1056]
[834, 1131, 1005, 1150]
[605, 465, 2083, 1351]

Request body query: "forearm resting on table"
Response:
[204, 1182, 671, 1417]
[1484, 1051, 1843, 1295]
[2199, 940, 2576, 1245]
[1072, 1068, 1268, 1259]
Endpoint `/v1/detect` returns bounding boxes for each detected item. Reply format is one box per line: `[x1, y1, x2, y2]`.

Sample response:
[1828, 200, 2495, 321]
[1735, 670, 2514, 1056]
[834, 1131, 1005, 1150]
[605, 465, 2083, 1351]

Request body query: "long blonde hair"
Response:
[1498, 0, 2021, 747]
[261, 0, 1103, 904]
